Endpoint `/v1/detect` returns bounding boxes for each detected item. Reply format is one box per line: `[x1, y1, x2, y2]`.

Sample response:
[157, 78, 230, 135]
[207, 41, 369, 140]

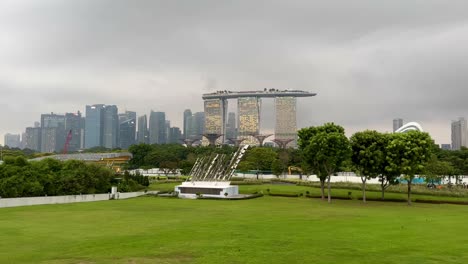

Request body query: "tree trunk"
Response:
[381, 176, 385, 200]
[361, 176, 367, 203]
[320, 178, 325, 200]
[327, 175, 331, 204]
[407, 179, 412, 206]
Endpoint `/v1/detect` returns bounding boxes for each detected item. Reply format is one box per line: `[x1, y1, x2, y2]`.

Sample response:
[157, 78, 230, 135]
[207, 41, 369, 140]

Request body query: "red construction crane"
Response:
[63, 130, 73, 154]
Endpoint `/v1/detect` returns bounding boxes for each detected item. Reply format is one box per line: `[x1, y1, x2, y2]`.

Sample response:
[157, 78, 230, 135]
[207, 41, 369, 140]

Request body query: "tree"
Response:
[298, 123, 351, 203]
[271, 159, 285, 178]
[239, 147, 278, 172]
[350, 130, 387, 203]
[424, 156, 455, 186]
[386, 131, 434, 205]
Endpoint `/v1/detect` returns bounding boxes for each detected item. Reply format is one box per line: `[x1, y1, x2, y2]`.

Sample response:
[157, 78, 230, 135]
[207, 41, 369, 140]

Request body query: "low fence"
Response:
[0, 191, 158, 209]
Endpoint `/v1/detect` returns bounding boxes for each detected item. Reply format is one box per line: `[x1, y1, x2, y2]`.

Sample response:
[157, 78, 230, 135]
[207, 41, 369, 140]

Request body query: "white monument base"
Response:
[175, 181, 239, 199]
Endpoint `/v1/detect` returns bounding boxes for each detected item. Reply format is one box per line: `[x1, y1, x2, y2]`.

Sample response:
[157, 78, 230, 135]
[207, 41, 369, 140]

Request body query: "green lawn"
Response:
[1, 192, 468, 263]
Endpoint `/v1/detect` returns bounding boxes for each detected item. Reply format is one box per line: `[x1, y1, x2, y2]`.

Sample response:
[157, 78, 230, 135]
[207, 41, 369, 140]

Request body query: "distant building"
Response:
[393, 118, 403, 132]
[238, 97, 260, 145]
[169, 127, 182, 144]
[440, 144, 451, 150]
[24, 127, 41, 151]
[119, 111, 136, 149]
[65, 112, 83, 152]
[4, 133, 21, 148]
[102, 105, 119, 149]
[85, 104, 105, 149]
[41, 113, 66, 153]
[183, 109, 192, 139]
[451, 117, 467, 150]
[275, 97, 297, 148]
[204, 99, 227, 143]
[137, 115, 149, 144]
[191, 112, 205, 139]
[149, 111, 166, 144]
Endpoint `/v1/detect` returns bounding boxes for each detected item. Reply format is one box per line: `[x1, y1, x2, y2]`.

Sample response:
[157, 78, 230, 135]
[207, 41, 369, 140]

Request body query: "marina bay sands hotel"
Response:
[202, 89, 316, 148]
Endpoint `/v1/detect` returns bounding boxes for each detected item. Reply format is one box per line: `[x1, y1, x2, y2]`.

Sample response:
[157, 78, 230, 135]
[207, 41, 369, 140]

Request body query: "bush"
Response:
[269, 192, 300, 197]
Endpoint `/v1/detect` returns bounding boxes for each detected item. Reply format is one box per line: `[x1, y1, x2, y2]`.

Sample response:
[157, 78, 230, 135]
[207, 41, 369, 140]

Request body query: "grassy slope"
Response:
[1, 195, 468, 264]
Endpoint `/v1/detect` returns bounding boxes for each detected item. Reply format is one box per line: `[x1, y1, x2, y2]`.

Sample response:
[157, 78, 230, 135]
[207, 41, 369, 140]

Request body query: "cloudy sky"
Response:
[1, 0, 468, 145]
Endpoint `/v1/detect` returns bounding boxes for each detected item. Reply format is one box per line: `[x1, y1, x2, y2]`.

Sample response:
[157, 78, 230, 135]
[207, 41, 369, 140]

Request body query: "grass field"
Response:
[1, 186, 468, 264]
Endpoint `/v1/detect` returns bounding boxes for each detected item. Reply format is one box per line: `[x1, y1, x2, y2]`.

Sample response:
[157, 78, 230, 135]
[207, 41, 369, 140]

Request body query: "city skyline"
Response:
[2, 1, 468, 145]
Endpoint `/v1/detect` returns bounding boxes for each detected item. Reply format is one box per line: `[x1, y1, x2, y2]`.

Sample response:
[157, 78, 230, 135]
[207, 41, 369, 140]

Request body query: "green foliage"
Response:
[0, 158, 117, 198]
[385, 131, 434, 204]
[298, 123, 351, 202]
[238, 147, 278, 171]
[299, 123, 351, 178]
[350, 130, 387, 179]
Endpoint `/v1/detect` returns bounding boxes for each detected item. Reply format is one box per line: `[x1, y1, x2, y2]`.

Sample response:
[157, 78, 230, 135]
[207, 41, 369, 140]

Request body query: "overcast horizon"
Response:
[2, 0, 468, 145]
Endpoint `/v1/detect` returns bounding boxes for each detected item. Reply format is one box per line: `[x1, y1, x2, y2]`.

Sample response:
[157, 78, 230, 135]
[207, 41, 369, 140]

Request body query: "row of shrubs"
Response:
[265, 190, 468, 205]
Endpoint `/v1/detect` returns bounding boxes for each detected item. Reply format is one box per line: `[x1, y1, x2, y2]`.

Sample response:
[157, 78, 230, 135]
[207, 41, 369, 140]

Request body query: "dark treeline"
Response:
[127, 143, 304, 176]
[0, 156, 147, 198]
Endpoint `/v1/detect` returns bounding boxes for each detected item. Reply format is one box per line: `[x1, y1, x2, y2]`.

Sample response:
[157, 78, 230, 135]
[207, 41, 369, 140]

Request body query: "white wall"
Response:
[0, 191, 158, 209]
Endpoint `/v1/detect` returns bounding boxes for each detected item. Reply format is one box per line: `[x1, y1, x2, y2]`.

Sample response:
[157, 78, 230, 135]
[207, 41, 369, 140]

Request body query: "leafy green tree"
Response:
[350, 130, 387, 203]
[386, 131, 434, 205]
[424, 156, 455, 186]
[128, 144, 155, 168]
[271, 159, 285, 178]
[239, 147, 278, 172]
[298, 123, 351, 203]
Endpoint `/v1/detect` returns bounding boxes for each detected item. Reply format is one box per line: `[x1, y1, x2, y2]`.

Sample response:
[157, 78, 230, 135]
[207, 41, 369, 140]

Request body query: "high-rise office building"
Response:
[41, 113, 66, 153]
[102, 105, 119, 149]
[226, 112, 237, 140]
[119, 111, 136, 149]
[4, 133, 21, 148]
[165, 120, 171, 143]
[183, 109, 192, 139]
[168, 127, 182, 144]
[238, 98, 260, 145]
[451, 117, 467, 150]
[149, 111, 166, 144]
[275, 97, 297, 148]
[24, 127, 41, 151]
[393, 118, 403, 132]
[191, 112, 205, 139]
[85, 104, 105, 149]
[65, 112, 83, 152]
[137, 115, 149, 144]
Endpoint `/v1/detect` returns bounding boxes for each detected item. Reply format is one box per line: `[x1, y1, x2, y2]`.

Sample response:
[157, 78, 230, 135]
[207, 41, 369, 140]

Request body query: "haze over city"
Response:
[2, 0, 468, 145]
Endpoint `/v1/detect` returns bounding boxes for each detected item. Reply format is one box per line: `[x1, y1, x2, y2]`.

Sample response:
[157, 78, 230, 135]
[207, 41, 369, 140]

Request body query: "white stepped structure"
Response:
[175, 145, 249, 199]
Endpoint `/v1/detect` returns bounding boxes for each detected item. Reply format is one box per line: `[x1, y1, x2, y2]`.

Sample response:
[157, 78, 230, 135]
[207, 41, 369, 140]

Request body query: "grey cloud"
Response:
[2, 0, 468, 144]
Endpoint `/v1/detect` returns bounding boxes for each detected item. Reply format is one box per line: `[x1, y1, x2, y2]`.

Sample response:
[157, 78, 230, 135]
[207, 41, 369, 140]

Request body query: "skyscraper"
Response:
[4, 133, 21, 148]
[183, 109, 192, 139]
[451, 117, 467, 150]
[85, 104, 105, 149]
[41, 113, 66, 153]
[169, 127, 182, 144]
[191, 112, 205, 139]
[65, 112, 83, 152]
[204, 99, 227, 143]
[149, 111, 166, 144]
[275, 97, 297, 148]
[24, 127, 41, 151]
[102, 105, 119, 149]
[137, 115, 149, 144]
[119, 111, 136, 149]
[238, 98, 260, 145]
[393, 118, 403, 132]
